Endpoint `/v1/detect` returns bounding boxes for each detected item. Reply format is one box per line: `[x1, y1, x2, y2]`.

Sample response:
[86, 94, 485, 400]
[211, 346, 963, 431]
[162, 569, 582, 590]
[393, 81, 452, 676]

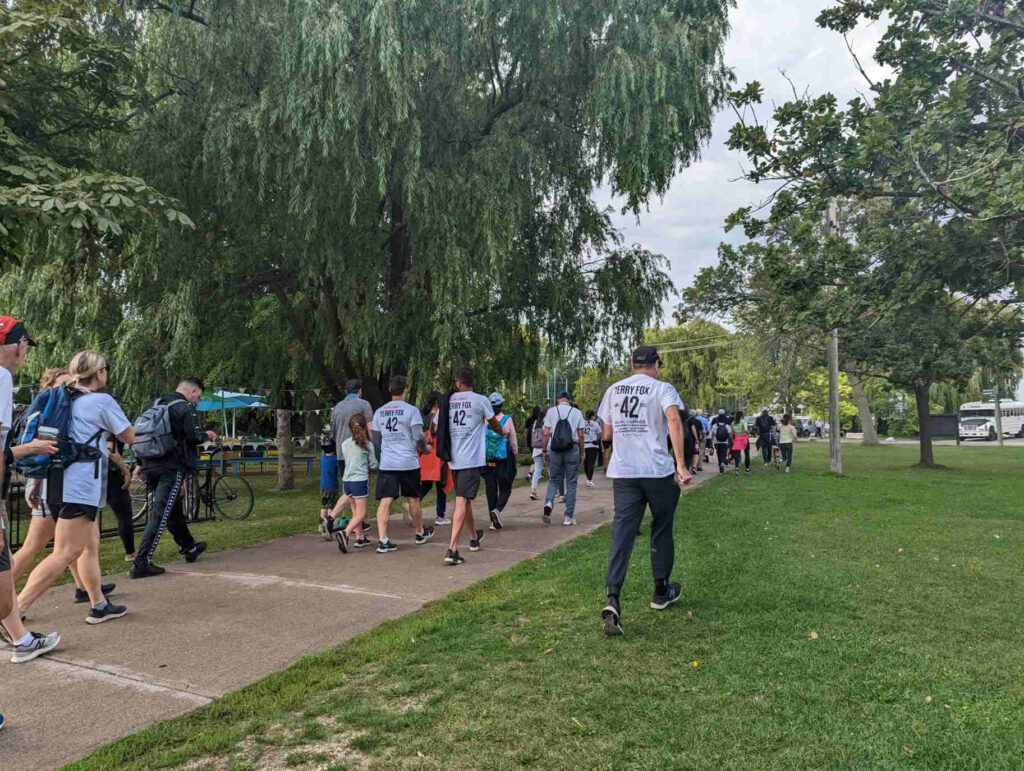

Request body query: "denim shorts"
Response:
[343, 480, 369, 499]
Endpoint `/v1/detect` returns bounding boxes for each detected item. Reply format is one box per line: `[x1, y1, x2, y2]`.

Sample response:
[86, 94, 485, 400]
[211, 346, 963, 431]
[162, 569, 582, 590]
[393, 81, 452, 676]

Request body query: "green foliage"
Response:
[793, 369, 858, 423]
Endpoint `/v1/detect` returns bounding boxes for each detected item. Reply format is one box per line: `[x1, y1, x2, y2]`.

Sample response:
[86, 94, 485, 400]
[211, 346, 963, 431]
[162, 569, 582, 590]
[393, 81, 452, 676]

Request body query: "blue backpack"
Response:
[14, 385, 103, 478]
[485, 415, 511, 461]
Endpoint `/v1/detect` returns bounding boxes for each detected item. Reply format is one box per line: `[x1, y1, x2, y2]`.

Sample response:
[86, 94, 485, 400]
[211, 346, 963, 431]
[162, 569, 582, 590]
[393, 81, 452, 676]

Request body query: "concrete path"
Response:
[2, 467, 715, 769]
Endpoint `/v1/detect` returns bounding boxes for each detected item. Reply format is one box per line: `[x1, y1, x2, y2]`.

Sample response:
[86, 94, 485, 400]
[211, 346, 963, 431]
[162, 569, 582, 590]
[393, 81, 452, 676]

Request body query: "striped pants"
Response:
[133, 467, 196, 568]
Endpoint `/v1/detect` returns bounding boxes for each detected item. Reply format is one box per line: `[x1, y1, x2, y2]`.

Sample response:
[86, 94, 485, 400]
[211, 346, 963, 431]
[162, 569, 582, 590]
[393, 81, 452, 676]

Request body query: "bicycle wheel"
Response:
[129, 479, 150, 524]
[212, 473, 254, 520]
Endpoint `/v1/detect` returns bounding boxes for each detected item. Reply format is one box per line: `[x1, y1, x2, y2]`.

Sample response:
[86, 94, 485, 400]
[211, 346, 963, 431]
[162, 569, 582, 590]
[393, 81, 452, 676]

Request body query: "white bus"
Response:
[958, 401, 1024, 440]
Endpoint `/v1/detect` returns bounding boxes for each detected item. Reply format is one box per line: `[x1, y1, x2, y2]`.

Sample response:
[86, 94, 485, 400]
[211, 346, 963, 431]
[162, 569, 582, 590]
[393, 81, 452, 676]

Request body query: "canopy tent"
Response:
[197, 390, 269, 438]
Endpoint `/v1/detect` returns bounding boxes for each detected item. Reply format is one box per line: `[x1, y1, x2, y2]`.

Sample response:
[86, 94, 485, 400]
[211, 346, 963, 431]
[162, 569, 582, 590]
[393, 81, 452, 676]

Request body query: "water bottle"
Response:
[36, 426, 61, 470]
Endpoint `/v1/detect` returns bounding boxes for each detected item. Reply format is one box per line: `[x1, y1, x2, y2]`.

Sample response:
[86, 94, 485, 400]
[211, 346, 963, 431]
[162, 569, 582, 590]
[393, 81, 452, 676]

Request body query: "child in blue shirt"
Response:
[318, 435, 340, 537]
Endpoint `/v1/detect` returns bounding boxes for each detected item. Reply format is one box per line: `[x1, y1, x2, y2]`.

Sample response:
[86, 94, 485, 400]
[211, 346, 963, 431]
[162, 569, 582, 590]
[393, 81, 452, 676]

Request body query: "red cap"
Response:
[0, 316, 36, 346]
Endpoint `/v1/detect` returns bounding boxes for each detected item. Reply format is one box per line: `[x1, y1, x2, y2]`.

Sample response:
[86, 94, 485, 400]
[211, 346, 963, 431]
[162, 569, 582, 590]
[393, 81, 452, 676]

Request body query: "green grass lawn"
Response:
[70, 444, 1024, 770]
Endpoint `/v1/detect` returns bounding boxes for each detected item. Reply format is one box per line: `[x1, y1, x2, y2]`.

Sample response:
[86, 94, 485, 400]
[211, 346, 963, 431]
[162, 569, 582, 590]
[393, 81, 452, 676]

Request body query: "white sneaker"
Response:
[563, 516, 575, 526]
[529, 490, 537, 500]
[434, 517, 451, 526]
[586, 480, 595, 488]
[557, 495, 565, 504]
[10, 631, 60, 663]
[785, 468, 790, 474]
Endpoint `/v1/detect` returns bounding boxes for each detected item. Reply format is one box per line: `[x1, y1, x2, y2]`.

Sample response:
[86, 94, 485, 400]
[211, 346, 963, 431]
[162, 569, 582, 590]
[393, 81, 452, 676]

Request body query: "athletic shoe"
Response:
[785, 468, 790, 474]
[319, 514, 333, 539]
[745, 469, 751, 476]
[129, 563, 166, 579]
[334, 529, 350, 554]
[469, 530, 483, 551]
[529, 490, 537, 500]
[650, 583, 682, 610]
[74, 583, 116, 604]
[86, 603, 128, 625]
[719, 465, 725, 474]
[183, 542, 207, 563]
[0, 713, 5, 730]
[10, 631, 60, 663]
[764, 461, 769, 467]
[734, 468, 739, 476]
[434, 516, 451, 526]
[444, 549, 465, 565]
[414, 528, 435, 545]
[542, 504, 552, 524]
[376, 539, 398, 554]
[585, 480, 595, 488]
[563, 516, 575, 526]
[488, 509, 503, 531]
[602, 597, 623, 637]
[353, 536, 372, 548]
[557, 495, 565, 504]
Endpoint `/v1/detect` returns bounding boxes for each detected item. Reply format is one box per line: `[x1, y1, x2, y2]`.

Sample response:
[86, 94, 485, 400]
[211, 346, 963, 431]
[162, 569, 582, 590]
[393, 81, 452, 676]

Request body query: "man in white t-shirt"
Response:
[0, 317, 61, 663]
[596, 345, 691, 636]
[443, 367, 508, 565]
[541, 392, 585, 525]
[370, 375, 433, 553]
[582, 411, 602, 488]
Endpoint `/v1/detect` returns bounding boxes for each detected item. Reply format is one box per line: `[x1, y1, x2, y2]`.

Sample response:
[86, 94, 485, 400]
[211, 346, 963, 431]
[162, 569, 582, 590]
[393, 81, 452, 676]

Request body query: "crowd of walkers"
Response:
[0, 314, 806, 728]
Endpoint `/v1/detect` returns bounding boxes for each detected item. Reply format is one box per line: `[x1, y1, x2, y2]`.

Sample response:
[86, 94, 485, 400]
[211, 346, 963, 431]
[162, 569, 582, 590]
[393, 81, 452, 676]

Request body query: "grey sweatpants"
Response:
[605, 475, 681, 596]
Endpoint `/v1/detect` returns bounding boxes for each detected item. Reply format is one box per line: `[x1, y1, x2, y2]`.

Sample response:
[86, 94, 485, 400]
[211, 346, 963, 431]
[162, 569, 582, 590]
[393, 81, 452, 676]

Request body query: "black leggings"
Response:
[715, 443, 730, 468]
[732, 447, 751, 470]
[106, 469, 136, 556]
[780, 444, 794, 467]
[483, 457, 514, 513]
[419, 480, 448, 515]
[584, 447, 599, 480]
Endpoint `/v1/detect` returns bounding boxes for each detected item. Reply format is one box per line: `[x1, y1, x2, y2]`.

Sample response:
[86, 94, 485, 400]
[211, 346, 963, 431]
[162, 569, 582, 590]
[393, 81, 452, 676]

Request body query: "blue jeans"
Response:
[545, 448, 580, 516]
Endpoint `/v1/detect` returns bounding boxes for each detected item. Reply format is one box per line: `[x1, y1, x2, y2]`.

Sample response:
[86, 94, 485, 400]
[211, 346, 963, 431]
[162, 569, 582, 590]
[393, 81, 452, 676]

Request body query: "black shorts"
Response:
[452, 467, 483, 500]
[0, 502, 9, 571]
[375, 469, 421, 501]
[321, 489, 339, 508]
[52, 503, 100, 522]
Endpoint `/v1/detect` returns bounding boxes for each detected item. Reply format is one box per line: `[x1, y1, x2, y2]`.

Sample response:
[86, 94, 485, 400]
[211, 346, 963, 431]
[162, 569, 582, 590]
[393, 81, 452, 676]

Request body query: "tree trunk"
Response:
[914, 380, 934, 467]
[276, 409, 295, 490]
[845, 371, 879, 444]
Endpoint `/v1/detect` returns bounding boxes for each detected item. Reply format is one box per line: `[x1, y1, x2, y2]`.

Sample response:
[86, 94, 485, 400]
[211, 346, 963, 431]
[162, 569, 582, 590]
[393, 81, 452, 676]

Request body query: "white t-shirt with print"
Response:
[0, 366, 12, 451]
[597, 374, 684, 479]
[372, 400, 422, 472]
[543, 403, 586, 448]
[583, 420, 602, 448]
[448, 391, 494, 470]
[61, 391, 131, 508]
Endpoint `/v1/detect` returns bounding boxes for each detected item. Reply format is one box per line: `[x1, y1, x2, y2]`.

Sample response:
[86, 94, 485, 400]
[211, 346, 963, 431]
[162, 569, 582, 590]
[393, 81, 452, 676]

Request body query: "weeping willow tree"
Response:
[2, 0, 733, 407]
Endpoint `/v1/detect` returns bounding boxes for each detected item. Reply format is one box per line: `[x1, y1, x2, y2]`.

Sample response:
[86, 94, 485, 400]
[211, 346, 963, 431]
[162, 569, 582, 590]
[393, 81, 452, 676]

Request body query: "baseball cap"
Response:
[761, 407, 769, 413]
[488, 391, 504, 407]
[718, 408, 726, 416]
[632, 345, 661, 367]
[556, 390, 571, 401]
[0, 316, 36, 346]
[345, 378, 362, 394]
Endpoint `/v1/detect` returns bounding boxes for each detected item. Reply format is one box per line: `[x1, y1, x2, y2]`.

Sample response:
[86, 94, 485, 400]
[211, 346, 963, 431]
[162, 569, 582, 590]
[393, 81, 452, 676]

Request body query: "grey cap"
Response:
[488, 391, 504, 407]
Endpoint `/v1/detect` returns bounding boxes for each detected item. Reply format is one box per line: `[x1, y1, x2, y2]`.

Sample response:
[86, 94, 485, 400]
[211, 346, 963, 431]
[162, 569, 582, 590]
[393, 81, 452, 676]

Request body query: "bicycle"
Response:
[130, 446, 255, 522]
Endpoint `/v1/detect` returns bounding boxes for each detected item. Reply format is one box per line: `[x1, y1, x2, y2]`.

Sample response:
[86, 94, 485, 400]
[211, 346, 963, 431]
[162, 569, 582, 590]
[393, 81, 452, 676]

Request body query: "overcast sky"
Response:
[596, 0, 887, 321]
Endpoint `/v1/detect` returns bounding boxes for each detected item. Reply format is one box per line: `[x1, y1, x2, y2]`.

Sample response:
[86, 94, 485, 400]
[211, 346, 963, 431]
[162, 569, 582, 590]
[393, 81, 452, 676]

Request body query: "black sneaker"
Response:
[650, 582, 682, 610]
[74, 583, 116, 603]
[489, 509, 503, 531]
[86, 602, 128, 625]
[129, 563, 166, 579]
[183, 542, 207, 563]
[542, 504, 552, 524]
[353, 536, 372, 548]
[414, 528, 435, 545]
[602, 597, 623, 637]
[469, 529, 483, 552]
[745, 469, 751, 475]
[376, 539, 398, 554]
[334, 529, 350, 554]
[444, 549, 465, 565]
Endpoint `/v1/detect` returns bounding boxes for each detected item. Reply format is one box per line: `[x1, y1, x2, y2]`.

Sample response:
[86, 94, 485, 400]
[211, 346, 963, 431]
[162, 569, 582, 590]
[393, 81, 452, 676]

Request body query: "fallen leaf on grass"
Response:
[686, 610, 693, 618]
[543, 648, 553, 655]
[753, 695, 764, 703]
[902, 747, 916, 756]
[693, 660, 699, 668]
[897, 548, 904, 554]
[925, 696, 933, 703]
[518, 616, 530, 625]
[808, 631, 819, 640]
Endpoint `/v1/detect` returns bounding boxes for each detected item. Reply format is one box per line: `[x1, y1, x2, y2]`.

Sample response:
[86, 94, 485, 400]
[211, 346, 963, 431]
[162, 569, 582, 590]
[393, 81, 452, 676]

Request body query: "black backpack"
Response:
[715, 420, 730, 443]
[549, 405, 575, 452]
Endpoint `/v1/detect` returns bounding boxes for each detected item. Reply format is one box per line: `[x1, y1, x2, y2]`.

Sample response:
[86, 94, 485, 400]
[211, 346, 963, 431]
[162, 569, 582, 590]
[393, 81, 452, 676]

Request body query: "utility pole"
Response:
[826, 198, 843, 474]
[994, 385, 1004, 448]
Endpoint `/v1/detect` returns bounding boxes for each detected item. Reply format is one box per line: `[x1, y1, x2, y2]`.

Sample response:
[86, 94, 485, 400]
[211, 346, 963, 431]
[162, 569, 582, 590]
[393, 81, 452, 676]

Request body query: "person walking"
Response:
[483, 392, 517, 531]
[370, 375, 433, 553]
[754, 408, 776, 467]
[105, 438, 136, 564]
[542, 392, 585, 526]
[684, 408, 701, 474]
[17, 350, 132, 625]
[598, 345, 691, 636]
[526, 406, 545, 500]
[778, 414, 798, 473]
[0, 317, 61, 662]
[710, 408, 733, 473]
[582, 411, 602, 487]
[130, 378, 216, 578]
[330, 378, 374, 481]
[330, 414, 379, 552]
[814, 418, 824, 439]
[317, 435, 340, 537]
[418, 392, 451, 526]
[438, 367, 508, 565]
[731, 410, 751, 475]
